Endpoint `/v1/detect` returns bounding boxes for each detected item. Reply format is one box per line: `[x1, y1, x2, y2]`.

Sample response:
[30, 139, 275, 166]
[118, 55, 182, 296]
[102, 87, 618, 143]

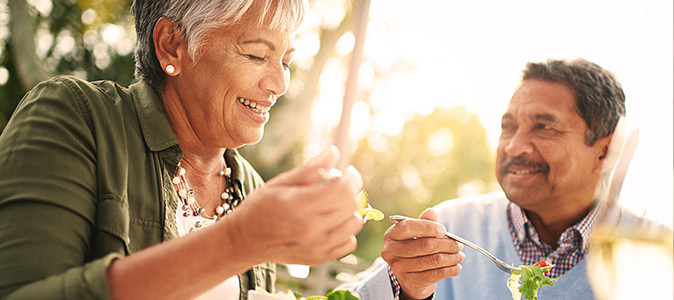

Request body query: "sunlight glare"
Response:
[0, 67, 8, 85]
[81, 9, 96, 25]
[427, 128, 454, 157]
[348, 101, 371, 141]
[294, 31, 320, 67]
[101, 24, 124, 45]
[27, 0, 52, 16]
[336, 32, 355, 56]
[55, 32, 75, 57]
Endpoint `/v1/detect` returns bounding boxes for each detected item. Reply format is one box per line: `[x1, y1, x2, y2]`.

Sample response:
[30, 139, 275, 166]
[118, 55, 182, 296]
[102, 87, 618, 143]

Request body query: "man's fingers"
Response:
[383, 237, 463, 259]
[385, 219, 446, 241]
[396, 264, 463, 287]
[419, 208, 438, 222]
[388, 252, 464, 273]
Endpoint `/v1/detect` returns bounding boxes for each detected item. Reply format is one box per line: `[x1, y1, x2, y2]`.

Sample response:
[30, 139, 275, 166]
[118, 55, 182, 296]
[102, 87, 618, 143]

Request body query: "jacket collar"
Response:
[130, 80, 179, 151]
[129, 80, 246, 184]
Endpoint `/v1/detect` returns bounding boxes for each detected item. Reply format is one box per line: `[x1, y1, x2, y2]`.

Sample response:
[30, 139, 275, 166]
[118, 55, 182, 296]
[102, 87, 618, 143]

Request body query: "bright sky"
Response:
[301, 0, 672, 228]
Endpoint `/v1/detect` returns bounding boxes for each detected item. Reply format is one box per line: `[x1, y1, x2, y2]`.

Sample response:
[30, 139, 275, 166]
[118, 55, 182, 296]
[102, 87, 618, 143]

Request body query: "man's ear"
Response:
[598, 143, 610, 160]
[594, 134, 613, 173]
[153, 17, 186, 76]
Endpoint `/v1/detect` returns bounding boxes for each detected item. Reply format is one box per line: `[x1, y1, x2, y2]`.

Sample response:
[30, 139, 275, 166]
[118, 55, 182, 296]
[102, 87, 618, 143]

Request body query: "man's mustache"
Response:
[500, 156, 549, 174]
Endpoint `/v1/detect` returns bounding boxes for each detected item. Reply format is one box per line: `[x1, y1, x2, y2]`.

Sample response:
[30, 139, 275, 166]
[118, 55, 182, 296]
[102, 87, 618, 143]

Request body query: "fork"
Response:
[389, 215, 520, 275]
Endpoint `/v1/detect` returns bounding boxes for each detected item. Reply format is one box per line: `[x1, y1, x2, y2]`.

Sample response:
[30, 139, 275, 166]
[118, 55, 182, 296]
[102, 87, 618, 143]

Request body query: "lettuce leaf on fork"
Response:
[507, 260, 556, 300]
[356, 190, 384, 222]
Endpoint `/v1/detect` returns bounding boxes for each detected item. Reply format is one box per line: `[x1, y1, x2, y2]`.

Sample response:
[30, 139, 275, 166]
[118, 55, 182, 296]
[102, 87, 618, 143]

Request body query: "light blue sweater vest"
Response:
[434, 193, 593, 300]
[342, 192, 654, 300]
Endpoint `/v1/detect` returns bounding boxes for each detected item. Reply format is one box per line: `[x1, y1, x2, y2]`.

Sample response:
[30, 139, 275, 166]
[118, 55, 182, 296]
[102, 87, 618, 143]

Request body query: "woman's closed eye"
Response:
[247, 54, 291, 70]
[247, 54, 266, 62]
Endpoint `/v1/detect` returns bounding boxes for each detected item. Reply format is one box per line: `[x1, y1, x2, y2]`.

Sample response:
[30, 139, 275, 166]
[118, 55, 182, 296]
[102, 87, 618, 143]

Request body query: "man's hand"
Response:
[382, 209, 464, 300]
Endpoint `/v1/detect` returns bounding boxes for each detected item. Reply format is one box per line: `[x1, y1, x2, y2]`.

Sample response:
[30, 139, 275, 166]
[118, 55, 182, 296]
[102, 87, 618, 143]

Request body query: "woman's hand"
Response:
[225, 145, 364, 265]
[382, 209, 464, 300]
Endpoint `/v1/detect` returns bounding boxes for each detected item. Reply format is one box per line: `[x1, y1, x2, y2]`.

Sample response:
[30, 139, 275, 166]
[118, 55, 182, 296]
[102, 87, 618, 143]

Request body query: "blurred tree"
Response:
[351, 106, 498, 262]
[1, 0, 135, 131]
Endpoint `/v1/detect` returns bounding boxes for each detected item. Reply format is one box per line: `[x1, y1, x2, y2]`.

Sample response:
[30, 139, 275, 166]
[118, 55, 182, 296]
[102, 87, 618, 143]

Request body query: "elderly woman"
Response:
[0, 0, 364, 299]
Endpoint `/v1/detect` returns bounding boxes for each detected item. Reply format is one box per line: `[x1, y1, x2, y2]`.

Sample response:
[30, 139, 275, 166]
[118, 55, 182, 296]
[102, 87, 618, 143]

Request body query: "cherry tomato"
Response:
[535, 260, 552, 274]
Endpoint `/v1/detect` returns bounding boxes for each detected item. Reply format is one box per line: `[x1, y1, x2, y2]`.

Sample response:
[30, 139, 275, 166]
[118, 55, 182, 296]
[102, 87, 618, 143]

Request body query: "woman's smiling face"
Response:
[172, 6, 295, 148]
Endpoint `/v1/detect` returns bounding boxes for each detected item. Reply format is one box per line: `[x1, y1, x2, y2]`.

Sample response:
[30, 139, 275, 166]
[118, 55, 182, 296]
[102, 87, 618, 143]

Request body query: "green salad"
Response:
[305, 290, 360, 300]
[507, 260, 556, 300]
[250, 288, 360, 300]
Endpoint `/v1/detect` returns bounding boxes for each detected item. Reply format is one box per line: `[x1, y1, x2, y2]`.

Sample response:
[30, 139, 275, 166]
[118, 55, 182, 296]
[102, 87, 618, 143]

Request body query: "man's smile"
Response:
[501, 157, 549, 177]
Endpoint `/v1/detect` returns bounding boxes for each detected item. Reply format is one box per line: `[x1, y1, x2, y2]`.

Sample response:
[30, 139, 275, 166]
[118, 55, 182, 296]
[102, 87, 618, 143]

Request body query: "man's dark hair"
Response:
[522, 58, 626, 146]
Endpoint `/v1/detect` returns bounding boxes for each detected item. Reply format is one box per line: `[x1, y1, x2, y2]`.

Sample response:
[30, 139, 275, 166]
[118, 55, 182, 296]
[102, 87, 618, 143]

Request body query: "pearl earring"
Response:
[166, 65, 175, 74]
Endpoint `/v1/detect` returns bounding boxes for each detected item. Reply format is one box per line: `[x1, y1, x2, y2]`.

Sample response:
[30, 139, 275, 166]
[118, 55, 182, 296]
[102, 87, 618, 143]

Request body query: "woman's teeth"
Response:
[238, 98, 269, 114]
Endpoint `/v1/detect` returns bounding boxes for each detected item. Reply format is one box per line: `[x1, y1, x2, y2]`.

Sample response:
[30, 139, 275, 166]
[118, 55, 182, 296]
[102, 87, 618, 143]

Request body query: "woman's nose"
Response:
[260, 62, 290, 96]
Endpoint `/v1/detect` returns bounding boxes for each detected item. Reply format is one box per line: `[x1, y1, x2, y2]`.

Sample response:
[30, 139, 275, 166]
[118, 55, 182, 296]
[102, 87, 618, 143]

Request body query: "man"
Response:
[341, 58, 659, 299]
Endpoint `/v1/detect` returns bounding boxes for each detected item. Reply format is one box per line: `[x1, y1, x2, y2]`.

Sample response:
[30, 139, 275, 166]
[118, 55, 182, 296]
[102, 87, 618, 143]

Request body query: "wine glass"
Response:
[587, 118, 674, 300]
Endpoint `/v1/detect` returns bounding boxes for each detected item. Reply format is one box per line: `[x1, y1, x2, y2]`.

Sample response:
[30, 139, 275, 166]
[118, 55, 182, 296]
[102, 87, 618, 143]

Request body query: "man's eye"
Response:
[534, 124, 553, 130]
[282, 61, 291, 69]
[501, 123, 516, 132]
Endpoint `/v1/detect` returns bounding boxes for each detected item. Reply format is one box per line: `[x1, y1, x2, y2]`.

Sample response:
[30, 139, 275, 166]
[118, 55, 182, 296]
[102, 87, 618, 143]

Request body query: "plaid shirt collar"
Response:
[507, 200, 620, 277]
[509, 202, 597, 252]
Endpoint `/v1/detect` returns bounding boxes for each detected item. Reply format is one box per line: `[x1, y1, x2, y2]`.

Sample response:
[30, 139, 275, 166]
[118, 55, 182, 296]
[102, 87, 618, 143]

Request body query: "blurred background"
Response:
[0, 0, 671, 296]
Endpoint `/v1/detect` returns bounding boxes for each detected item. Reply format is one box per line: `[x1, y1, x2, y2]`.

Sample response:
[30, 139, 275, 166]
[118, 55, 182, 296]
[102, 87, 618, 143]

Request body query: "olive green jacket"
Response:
[0, 76, 274, 299]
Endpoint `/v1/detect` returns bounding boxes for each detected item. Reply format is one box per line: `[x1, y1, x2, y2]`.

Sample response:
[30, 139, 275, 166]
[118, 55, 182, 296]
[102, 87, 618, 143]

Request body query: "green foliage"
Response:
[0, 0, 134, 132]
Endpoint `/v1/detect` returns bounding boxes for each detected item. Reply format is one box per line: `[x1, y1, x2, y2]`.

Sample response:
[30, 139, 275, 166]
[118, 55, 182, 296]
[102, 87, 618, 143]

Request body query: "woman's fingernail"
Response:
[318, 168, 342, 180]
[321, 145, 338, 156]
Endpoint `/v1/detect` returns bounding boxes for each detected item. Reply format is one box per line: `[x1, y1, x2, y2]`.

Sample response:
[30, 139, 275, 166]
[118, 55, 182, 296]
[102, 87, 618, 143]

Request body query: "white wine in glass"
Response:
[588, 223, 673, 300]
[588, 119, 673, 300]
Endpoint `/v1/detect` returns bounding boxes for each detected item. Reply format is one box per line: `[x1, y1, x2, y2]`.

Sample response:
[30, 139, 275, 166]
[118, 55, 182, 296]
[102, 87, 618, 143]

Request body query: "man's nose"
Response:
[504, 130, 534, 157]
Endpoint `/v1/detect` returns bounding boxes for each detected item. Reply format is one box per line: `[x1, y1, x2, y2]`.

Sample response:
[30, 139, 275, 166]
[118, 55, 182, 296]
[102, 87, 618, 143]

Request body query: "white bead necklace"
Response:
[172, 162, 239, 232]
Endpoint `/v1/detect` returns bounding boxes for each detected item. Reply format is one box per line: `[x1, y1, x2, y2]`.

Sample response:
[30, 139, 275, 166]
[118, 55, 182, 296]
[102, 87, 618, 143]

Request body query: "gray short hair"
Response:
[132, 0, 304, 92]
[522, 58, 626, 146]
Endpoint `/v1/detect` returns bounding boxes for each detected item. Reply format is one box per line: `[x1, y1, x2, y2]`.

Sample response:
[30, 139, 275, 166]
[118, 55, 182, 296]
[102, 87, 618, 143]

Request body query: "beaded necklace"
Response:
[172, 161, 240, 232]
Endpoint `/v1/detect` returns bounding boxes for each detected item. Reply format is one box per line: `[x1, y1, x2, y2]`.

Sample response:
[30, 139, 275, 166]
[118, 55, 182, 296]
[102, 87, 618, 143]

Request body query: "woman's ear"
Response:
[153, 17, 186, 76]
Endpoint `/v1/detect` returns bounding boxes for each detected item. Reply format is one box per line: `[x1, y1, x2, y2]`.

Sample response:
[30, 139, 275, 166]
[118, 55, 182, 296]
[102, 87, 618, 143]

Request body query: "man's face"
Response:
[495, 80, 608, 213]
